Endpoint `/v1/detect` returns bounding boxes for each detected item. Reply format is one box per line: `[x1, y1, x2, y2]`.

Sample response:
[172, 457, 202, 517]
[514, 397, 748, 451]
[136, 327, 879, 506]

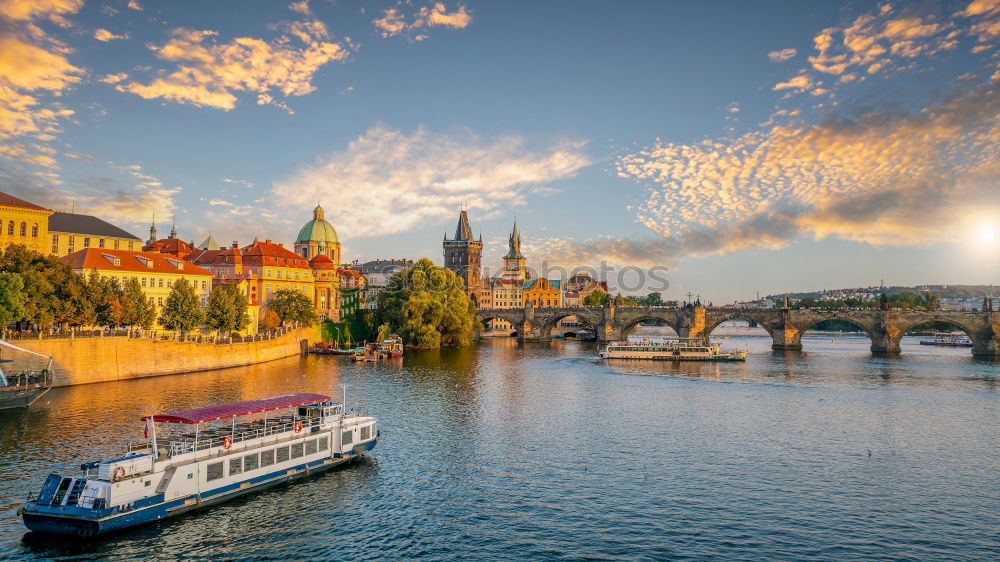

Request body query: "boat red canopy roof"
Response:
[143, 393, 330, 424]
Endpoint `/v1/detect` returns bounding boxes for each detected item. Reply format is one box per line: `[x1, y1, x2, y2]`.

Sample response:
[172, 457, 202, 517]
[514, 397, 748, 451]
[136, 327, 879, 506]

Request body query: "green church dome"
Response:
[296, 205, 339, 244]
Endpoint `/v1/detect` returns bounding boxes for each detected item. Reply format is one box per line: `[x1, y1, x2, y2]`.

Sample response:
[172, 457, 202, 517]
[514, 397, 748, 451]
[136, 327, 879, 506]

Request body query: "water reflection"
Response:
[0, 333, 996, 559]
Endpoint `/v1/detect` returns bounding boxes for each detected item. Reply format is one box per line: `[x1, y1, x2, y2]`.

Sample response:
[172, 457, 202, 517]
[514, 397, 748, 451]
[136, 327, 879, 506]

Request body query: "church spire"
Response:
[454, 209, 473, 241]
[504, 220, 524, 259]
[148, 211, 158, 244]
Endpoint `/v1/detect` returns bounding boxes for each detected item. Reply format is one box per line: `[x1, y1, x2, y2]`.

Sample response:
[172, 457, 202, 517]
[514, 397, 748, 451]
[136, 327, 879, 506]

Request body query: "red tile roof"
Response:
[143, 237, 195, 258]
[0, 191, 49, 211]
[63, 248, 212, 276]
[241, 239, 310, 268]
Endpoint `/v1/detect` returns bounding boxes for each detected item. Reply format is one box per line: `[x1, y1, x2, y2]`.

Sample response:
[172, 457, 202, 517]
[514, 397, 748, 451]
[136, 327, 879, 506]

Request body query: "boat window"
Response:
[291, 443, 304, 459]
[360, 426, 371, 441]
[206, 462, 224, 482]
[276, 446, 290, 463]
[244, 453, 259, 472]
[318, 436, 328, 450]
[342, 429, 353, 446]
[260, 449, 275, 467]
[229, 458, 242, 476]
[305, 439, 317, 455]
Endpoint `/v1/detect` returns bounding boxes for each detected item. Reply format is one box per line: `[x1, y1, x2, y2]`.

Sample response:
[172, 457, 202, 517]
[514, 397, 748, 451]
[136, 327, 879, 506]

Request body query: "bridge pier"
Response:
[770, 319, 802, 351]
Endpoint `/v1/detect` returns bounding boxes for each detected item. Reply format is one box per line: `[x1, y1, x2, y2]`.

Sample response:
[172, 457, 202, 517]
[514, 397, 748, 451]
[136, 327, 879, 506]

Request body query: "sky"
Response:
[1, 0, 999, 302]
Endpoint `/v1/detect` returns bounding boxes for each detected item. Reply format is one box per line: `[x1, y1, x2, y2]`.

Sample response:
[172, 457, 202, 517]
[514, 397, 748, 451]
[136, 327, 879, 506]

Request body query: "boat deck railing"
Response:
[165, 416, 324, 458]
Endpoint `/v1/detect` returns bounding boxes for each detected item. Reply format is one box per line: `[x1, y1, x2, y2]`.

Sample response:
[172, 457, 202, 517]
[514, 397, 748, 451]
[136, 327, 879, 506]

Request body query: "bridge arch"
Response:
[703, 313, 776, 338]
[535, 309, 604, 339]
[892, 315, 988, 352]
[793, 314, 877, 350]
[616, 316, 682, 341]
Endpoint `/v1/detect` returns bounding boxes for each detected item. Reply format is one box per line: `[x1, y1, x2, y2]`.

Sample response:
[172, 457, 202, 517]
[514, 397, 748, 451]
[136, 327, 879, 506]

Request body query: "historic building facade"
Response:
[49, 212, 142, 256]
[443, 209, 484, 294]
[358, 258, 414, 310]
[143, 220, 196, 260]
[0, 192, 52, 254]
[63, 248, 213, 328]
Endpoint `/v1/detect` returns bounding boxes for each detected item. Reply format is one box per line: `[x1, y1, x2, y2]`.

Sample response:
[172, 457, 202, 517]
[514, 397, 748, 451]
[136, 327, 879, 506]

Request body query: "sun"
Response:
[975, 222, 998, 250]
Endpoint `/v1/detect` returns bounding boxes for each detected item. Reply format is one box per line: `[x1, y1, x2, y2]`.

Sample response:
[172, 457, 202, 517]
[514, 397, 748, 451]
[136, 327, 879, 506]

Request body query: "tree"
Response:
[205, 283, 251, 334]
[583, 289, 609, 306]
[0, 272, 26, 328]
[376, 258, 475, 349]
[259, 308, 281, 331]
[120, 277, 157, 331]
[266, 288, 316, 325]
[636, 292, 664, 306]
[160, 279, 205, 334]
[0, 244, 91, 327]
[86, 270, 126, 328]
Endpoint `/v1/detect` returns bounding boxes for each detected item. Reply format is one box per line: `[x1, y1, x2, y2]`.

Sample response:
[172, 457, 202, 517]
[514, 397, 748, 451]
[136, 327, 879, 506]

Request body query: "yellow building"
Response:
[0, 192, 53, 254]
[523, 278, 563, 308]
[64, 248, 213, 328]
[48, 212, 142, 256]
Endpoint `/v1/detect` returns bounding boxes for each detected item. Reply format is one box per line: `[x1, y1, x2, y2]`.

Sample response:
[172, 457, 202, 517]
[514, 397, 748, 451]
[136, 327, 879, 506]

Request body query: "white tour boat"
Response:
[20, 392, 378, 537]
[919, 332, 973, 347]
[600, 337, 747, 361]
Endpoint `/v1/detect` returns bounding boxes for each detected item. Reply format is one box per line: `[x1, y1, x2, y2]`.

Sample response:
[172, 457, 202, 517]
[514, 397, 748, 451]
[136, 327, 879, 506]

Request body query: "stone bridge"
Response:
[476, 303, 1000, 358]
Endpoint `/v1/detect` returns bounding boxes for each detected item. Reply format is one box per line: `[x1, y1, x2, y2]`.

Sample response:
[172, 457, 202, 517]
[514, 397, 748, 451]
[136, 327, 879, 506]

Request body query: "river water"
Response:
[1, 326, 997, 559]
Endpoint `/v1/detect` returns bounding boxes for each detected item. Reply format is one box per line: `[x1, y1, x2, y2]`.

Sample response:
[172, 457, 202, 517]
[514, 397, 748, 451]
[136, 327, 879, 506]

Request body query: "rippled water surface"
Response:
[1, 328, 998, 559]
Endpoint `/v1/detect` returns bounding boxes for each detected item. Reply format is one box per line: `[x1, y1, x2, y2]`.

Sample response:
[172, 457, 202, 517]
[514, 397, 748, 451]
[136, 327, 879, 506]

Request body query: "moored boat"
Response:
[600, 337, 747, 361]
[0, 340, 53, 411]
[20, 392, 378, 536]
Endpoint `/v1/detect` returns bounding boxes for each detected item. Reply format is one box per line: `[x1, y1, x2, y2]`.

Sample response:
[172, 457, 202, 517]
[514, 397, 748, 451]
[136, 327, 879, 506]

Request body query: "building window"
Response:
[128, 241, 134, 250]
[114, 240, 119, 250]
[6, 221, 12, 235]
[157, 297, 163, 306]
[68, 247, 74, 254]
[158, 279, 163, 288]
[83, 237, 90, 247]
[52, 246, 58, 254]
[51, 234, 58, 245]
[19, 222, 26, 236]
[98, 238, 105, 248]
[69, 235, 74, 245]
[206, 462, 224, 482]
[141, 278, 146, 287]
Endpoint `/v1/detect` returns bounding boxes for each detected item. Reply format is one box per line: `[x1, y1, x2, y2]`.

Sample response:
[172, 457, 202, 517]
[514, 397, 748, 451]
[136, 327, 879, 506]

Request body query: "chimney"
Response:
[265, 239, 272, 244]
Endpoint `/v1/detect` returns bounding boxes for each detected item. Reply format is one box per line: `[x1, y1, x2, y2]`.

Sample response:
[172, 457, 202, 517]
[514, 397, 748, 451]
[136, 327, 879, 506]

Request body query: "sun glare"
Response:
[975, 221, 998, 250]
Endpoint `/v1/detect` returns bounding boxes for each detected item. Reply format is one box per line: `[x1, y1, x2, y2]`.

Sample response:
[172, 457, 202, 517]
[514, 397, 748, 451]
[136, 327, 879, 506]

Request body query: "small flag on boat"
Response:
[143, 420, 150, 439]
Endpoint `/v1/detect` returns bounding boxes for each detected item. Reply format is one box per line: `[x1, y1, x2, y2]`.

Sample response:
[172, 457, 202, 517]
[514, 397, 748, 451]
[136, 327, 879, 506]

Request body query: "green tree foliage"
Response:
[376, 258, 475, 349]
[0, 272, 26, 328]
[791, 292, 941, 310]
[205, 283, 251, 334]
[259, 308, 281, 331]
[0, 244, 91, 326]
[582, 289, 609, 306]
[160, 279, 205, 333]
[265, 288, 317, 325]
[86, 269, 126, 327]
[120, 277, 157, 330]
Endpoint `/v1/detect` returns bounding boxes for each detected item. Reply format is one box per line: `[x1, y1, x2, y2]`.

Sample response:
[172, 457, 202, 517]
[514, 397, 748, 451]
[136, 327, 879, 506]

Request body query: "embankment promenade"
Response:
[10, 326, 320, 387]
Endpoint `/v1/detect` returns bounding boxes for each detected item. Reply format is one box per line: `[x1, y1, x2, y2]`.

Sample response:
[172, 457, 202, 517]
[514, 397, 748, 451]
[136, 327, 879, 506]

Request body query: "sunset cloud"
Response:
[612, 85, 1000, 259]
[117, 12, 349, 110]
[0, 0, 83, 166]
[272, 126, 589, 238]
[374, 2, 472, 39]
[93, 28, 128, 41]
[768, 48, 797, 62]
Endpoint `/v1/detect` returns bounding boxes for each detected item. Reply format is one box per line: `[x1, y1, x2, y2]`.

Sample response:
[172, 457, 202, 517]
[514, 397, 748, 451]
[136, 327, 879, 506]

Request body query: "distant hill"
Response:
[767, 285, 996, 300]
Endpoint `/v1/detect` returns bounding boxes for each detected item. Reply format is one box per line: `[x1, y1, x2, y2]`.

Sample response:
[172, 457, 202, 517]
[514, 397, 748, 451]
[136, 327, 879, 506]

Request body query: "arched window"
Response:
[6, 221, 12, 235]
[31, 223, 38, 237]
[19, 222, 26, 236]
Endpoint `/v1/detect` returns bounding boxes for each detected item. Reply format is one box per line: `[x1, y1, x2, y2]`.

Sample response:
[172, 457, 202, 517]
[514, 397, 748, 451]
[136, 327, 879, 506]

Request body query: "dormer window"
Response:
[136, 256, 153, 268]
[102, 254, 121, 267]
[166, 258, 184, 270]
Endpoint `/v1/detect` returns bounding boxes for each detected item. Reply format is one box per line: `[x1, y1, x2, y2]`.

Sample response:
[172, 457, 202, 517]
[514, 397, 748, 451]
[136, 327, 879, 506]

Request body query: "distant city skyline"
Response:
[2, 0, 998, 302]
